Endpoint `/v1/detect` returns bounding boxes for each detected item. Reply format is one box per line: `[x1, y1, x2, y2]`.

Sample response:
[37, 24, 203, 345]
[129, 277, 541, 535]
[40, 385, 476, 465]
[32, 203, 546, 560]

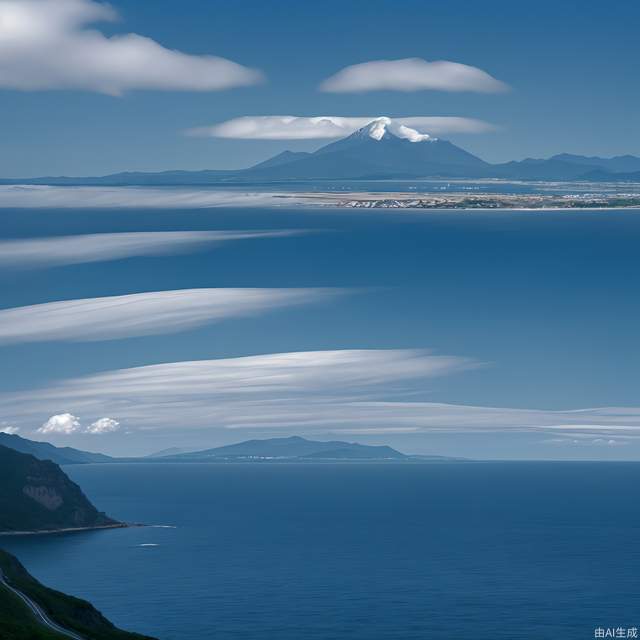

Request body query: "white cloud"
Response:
[399, 117, 497, 134]
[0, 230, 304, 269]
[86, 417, 120, 434]
[0, 425, 19, 434]
[320, 58, 508, 93]
[0, 288, 343, 344]
[188, 115, 496, 140]
[3, 350, 640, 440]
[0, 350, 476, 431]
[38, 412, 81, 434]
[0, 0, 263, 94]
[0, 186, 318, 208]
[542, 436, 630, 447]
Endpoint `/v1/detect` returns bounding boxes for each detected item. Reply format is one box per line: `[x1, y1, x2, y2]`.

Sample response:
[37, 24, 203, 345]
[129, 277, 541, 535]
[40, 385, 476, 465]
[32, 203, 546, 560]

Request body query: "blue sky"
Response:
[1, 0, 639, 459]
[1, 206, 640, 459]
[1, 0, 640, 176]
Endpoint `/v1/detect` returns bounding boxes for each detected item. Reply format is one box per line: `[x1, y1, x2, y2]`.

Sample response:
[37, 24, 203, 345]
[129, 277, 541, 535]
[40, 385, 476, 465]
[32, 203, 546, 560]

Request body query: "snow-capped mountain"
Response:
[2, 119, 639, 184]
[248, 118, 488, 179]
[344, 117, 434, 142]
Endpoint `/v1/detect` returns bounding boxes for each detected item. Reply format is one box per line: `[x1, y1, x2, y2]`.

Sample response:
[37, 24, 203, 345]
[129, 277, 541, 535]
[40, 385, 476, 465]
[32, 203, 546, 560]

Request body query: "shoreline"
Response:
[1, 185, 640, 210]
[325, 203, 640, 213]
[287, 191, 640, 211]
[0, 522, 138, 537]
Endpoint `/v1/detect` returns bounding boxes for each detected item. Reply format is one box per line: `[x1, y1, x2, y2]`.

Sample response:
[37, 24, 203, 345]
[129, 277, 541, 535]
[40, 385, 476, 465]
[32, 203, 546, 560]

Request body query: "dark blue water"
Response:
[2, 463, 640, 639]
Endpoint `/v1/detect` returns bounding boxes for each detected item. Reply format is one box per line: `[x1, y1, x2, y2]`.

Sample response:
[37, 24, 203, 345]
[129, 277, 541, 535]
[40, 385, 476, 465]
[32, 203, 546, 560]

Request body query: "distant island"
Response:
[146, 435, 457, 463]
[0, 434, 458, 465]
[1, 119, 639, 185]
[160, 435, 406, 461]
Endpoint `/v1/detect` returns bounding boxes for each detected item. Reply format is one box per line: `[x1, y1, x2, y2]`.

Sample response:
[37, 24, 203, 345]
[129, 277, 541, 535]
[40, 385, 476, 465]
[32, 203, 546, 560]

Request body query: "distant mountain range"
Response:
[0, 433, 113, 466]
[146, 446, 195, 458]
[490, 153, 640, 181]
[2, 119, 639, 184]
[0, 433, 456, 464]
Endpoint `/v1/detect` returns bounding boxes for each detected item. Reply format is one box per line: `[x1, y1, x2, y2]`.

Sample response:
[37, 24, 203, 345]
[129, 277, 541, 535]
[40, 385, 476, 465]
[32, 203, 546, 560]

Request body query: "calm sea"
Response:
[2, 462, 640, 640]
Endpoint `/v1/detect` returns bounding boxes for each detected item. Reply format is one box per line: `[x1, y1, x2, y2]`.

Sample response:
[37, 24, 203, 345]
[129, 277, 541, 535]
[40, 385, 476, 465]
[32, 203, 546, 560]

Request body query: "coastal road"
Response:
[0, 568, 85, 640]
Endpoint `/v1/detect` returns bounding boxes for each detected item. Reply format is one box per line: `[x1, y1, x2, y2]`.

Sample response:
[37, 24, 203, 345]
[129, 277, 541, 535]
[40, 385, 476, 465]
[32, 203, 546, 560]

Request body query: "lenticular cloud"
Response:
[0, 0, 263, 93]
[4, 350, 640, 439]
[320, 58, 508, 93]
[0, 288, 343, 344]
[0, 230, 303, 269]
[188, 115, 496, 140]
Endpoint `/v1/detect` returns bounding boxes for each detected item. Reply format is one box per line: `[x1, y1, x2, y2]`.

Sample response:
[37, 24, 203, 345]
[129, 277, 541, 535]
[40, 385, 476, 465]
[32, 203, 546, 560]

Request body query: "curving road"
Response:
[0, 568, 85, 640]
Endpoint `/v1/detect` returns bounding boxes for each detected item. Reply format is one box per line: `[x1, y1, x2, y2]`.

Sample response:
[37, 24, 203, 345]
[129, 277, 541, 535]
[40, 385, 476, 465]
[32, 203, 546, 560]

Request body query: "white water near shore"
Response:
[0, 523, 130, 537]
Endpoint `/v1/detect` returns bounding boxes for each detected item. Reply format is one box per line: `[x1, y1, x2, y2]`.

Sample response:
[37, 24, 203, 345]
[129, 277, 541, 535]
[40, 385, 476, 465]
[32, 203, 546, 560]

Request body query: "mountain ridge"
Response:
[0, 433, 114, 466]
[245, 121, 488, 180]
[2, 119, 639, 183]
[0, 433, 457, 465]
[154, 435, 409, 461]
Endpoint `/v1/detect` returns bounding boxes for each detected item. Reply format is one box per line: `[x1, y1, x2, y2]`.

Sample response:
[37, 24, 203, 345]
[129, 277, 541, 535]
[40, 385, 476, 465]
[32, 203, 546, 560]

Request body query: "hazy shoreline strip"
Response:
[1, 185, 639, 210]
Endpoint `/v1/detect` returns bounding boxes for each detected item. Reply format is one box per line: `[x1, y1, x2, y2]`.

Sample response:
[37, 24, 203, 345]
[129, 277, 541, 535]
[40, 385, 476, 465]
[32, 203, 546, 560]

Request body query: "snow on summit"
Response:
[358, 117, 436, 142]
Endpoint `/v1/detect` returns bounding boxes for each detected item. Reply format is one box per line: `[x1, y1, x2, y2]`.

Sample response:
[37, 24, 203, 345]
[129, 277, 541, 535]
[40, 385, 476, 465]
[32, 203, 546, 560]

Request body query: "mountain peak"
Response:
[356, 117, 392, 141]
[250, 119, 485, 178]
[352, 117, 436, 143]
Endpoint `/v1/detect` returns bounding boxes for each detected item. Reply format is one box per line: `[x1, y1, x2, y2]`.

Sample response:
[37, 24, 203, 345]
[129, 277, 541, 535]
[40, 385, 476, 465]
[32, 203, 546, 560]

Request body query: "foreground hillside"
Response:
[0, 445, 120, 533]
[0, 549, 155, 640]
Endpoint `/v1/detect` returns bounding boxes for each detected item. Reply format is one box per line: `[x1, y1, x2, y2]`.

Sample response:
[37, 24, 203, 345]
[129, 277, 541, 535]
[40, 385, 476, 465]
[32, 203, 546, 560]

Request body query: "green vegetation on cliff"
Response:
[0, 549, 156, 640]
[0, 445, 118, 532]
[0, 583, 63, 639]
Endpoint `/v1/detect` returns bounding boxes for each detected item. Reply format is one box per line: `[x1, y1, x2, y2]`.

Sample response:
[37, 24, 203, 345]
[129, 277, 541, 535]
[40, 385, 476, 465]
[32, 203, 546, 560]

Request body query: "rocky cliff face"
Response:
[0, 445, 119, 532]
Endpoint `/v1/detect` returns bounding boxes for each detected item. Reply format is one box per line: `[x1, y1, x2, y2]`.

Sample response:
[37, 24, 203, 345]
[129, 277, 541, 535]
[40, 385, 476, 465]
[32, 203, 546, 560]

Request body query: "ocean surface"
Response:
[3, 462, 640, 640]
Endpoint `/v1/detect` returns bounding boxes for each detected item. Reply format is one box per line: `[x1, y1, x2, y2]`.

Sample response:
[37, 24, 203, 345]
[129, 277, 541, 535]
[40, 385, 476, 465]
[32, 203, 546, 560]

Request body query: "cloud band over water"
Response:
[0, 288, 344, 344]
[2, 350, 639, 440]
[0, 230, 304, 269]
